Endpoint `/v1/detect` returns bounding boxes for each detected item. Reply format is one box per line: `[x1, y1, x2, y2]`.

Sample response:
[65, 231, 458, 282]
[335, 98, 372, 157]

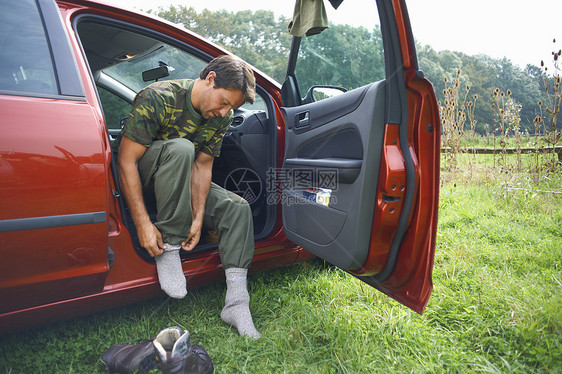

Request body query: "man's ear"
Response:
[205, 71, 216, 87]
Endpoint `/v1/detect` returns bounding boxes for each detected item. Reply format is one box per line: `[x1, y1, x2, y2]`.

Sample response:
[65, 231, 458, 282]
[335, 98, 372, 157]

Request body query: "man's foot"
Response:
[154, 244, 187, 299]
[220, 268, 261, 339]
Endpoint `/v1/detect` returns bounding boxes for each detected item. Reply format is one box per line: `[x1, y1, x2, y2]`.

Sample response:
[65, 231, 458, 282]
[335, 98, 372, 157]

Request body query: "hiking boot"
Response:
[100, 327, 182, 373]
[154, 328, 214, 374]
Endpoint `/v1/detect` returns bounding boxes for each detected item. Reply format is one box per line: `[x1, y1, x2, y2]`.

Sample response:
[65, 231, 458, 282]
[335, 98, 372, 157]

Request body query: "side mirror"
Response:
[303, 85, 347, 103]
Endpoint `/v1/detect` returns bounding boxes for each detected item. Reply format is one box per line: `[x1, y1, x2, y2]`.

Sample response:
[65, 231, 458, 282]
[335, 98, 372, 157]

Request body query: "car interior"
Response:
[75, 19, 278, 261]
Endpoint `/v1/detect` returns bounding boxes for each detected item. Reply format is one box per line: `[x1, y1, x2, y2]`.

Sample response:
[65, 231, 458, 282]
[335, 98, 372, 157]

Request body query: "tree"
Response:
[492, 58, 542, 134]
[156, 6, 291, 83]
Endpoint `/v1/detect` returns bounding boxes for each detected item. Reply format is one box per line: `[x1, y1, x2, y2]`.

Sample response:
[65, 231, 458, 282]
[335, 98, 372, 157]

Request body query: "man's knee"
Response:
[159, 138, 195, 166]
[221, 193, 252, 224]
[230, 193, 251, 214]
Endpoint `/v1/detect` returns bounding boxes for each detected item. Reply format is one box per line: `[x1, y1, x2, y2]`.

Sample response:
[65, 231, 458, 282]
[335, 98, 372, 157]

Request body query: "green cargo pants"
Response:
[137, 138, 255, 269]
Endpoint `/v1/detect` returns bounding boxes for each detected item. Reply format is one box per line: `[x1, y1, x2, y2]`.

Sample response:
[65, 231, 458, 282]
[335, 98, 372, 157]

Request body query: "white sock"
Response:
[154, 244, 187, 299]
[220, 268, 261, 339]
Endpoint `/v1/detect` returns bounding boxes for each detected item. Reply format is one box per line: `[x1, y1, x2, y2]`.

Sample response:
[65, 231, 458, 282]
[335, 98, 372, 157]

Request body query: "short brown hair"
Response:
[200, 55, 256, 104]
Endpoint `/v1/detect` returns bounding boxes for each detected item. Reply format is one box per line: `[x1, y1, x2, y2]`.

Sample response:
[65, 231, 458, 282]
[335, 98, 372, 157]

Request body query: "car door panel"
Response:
[283, 196, 347, 245]
[282, 81, 386, 271]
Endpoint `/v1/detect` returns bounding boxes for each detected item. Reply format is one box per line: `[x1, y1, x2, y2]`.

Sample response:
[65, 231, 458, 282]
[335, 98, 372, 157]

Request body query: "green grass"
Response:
[1, 169, 561, 373]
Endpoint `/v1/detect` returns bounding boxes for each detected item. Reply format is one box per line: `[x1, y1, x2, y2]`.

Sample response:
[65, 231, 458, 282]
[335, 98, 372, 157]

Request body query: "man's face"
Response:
[198, 73, 245, 119]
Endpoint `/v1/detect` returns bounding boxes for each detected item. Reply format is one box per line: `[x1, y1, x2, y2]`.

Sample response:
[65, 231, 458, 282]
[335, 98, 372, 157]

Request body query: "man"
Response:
[116, 55, 260, 339]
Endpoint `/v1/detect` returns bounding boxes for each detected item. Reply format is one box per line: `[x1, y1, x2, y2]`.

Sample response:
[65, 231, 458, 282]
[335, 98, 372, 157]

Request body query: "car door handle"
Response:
[295, 111, 309, 128]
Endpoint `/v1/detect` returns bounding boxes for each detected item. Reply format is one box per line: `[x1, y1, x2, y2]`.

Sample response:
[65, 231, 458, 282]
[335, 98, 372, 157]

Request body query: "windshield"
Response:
[103, 44, 206, 93]
[101, 42, 265, 112]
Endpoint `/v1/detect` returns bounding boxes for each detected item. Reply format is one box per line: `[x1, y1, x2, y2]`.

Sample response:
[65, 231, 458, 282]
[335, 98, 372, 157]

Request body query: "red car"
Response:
[0, 0, 440, 333]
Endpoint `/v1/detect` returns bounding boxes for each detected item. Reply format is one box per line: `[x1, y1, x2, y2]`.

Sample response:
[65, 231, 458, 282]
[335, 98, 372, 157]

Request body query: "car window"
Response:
[0, 0, 58, 95]
[294, 3, 384, 100]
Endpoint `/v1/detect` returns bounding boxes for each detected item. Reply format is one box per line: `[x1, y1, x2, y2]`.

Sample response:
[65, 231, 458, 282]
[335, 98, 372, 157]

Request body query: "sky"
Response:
[106, 0, 561, 71]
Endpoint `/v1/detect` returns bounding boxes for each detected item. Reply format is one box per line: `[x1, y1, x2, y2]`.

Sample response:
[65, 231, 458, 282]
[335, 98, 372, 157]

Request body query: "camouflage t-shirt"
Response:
[115, 79, 232, 157]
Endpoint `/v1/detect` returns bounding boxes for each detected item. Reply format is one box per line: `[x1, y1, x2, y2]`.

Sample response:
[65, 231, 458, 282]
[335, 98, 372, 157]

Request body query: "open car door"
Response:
[280, 0, 440, 313]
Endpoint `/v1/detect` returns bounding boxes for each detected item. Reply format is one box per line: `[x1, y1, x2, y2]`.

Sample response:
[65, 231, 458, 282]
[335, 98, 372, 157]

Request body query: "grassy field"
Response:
[1, 156, 561, 373]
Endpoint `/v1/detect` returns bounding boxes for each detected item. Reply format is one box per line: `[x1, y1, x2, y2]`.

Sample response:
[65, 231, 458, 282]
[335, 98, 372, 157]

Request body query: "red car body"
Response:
[0, 0, 440, 334]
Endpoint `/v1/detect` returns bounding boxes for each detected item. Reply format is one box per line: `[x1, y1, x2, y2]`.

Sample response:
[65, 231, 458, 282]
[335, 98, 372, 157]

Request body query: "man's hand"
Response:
[181, 220, 202, 251]
[138, 221, 165, 257]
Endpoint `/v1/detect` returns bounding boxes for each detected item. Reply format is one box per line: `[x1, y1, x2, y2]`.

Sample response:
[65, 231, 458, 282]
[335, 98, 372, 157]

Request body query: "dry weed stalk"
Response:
[535, 39, 562, 172]
[492, 89, 522, 172]
[466, 94, 478, 160]
[439, 69, 474, 173]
